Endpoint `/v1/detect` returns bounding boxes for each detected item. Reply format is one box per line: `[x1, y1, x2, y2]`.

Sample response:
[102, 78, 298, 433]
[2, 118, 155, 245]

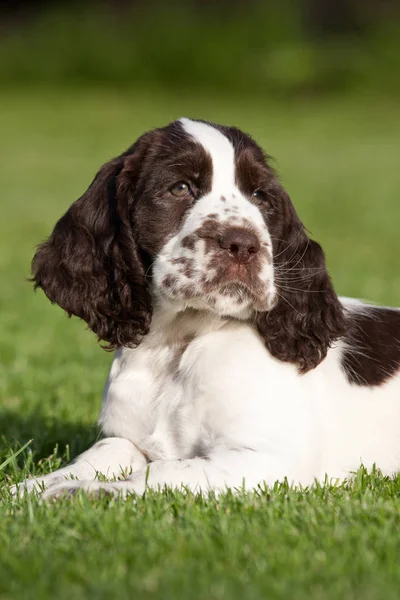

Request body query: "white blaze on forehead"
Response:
[179, 118, 235, 191]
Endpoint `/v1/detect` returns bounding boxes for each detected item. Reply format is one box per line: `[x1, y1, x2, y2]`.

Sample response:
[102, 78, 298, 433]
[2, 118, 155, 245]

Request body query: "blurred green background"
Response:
[0, 0, 400, 445]
[1, 0, 400, 94]
[0, 0, 400, 454]
[1, 3, 400, 598]
[1, 0, 400, 448]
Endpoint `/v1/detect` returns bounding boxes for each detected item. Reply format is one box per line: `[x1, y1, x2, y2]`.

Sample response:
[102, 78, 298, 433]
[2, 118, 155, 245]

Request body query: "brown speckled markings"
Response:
[170, 258, 190, 266]
[162, 274, 178, 289]
[181, 235, 196, 250]
[182, 263, 195, 279]
[170, 257, 196, 279]
[180, 285, 198, 300]
[341, 306, 400, 386]
[179, 218, 219, 256]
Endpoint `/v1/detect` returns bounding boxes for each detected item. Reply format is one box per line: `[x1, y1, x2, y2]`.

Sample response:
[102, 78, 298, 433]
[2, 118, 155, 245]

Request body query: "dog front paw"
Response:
[9, 474, 69, 498]
[42, 480, 120, 501]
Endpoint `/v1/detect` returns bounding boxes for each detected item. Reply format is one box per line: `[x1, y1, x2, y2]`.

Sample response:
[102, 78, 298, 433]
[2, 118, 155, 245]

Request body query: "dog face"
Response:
[32, 118, 345, 371]
[138, 119, 275, 319]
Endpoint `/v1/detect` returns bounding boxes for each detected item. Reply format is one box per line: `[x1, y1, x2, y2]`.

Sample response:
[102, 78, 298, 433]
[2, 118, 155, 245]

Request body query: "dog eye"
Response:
[170, 182, 192, 198]
[252, 189, 267, 203]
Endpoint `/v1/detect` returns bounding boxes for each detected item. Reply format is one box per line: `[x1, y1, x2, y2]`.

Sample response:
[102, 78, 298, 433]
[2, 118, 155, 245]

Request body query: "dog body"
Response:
[12, 118, 400, 498]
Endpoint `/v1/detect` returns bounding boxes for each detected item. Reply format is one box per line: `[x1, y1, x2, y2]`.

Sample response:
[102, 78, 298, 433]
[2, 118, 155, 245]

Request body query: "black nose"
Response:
[219, 228, 260, 264]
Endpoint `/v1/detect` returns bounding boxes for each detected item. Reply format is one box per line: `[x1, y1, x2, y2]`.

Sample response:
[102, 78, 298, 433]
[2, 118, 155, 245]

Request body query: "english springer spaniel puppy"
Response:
[11, 118, 400, 499]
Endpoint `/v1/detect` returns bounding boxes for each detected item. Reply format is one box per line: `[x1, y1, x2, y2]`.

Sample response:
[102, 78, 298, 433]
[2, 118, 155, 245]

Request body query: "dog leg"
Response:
[9, 437, 147, 497]
[41, 449, 295, 499]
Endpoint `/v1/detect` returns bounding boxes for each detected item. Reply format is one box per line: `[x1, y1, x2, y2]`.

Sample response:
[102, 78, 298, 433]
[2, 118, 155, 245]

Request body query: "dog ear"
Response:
[32, 152, 152, 350]
[257, 186, 346, 372]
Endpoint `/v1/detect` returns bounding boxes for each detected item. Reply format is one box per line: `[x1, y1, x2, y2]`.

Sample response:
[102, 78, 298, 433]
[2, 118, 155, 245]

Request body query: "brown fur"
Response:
[342, 307, 400, 385]
[255, 184, 346, 373]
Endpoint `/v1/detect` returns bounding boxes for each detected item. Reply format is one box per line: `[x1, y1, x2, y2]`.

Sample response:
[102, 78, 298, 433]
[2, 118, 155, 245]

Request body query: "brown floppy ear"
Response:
[257, 186, 346, 373]
[32, 153, 152, 350]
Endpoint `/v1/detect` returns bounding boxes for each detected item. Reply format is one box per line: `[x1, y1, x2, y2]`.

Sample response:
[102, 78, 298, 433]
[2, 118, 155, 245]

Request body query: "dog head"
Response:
[32, 118, 345, 371]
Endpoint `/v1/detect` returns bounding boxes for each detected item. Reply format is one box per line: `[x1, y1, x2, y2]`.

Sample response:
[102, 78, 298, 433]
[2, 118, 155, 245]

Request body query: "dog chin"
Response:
[170, 294, 253, 321]
[154, 281, 273, 321]
[210, 292, 259, 320]
[214, 302, 254, 321]
[209, 293, 275, 320]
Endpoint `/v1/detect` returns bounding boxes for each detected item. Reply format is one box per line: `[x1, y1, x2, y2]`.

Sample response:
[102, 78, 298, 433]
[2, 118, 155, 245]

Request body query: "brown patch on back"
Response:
[341, 306, 400, 386]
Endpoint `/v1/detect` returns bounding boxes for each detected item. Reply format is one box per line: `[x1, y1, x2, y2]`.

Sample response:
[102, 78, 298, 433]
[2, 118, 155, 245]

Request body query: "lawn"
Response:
[1, 88, 400, 600]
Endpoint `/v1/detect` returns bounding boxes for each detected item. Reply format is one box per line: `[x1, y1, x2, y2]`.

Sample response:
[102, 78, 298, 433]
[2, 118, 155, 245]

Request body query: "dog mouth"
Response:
[218, 281, 256, 302]
[157, 250, 274, 313]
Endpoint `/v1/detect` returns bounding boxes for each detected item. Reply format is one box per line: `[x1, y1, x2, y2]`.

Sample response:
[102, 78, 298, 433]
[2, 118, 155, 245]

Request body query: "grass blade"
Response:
[0, 439, 33, 472]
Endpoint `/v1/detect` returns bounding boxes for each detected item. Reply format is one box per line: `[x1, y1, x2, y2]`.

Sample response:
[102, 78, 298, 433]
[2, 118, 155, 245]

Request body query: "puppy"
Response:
[11, 118, 400, 499]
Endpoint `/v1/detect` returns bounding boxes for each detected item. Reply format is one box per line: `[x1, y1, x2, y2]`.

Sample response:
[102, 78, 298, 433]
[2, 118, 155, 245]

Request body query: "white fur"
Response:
[10, 120, 400, 499]
[14, 298, 400, 499]
[180, 118, 235, 187]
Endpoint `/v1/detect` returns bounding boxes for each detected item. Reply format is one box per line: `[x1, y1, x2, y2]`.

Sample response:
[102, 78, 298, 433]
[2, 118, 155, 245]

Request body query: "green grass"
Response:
[1, 88, 400, 599]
